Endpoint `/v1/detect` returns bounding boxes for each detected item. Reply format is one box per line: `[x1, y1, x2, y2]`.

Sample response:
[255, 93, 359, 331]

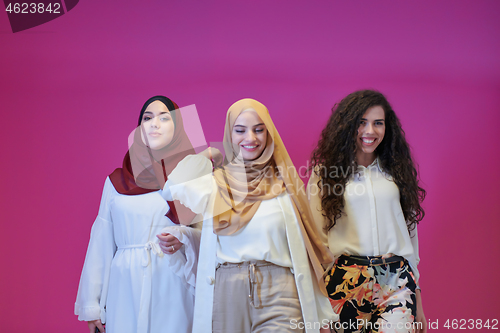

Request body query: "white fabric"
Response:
[75, 177, 198, 333]
[160, 224, 202, 294]
[216, 197, 293, 267]
[307, 158, 420, 281]
[164, 155, 338, 333]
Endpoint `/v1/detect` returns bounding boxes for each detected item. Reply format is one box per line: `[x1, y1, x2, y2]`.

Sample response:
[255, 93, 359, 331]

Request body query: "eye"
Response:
[235, 130, 245, 134]
[160, 115, 171, 121]
[142, 116, 152, 122]
[375, 121, 384, 126]
[359, 120, 366, 125]
[254, 128, 264, 133]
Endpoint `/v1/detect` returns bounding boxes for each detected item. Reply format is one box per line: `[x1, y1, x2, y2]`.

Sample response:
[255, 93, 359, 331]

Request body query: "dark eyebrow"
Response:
[360, 118, 384, 122]
[143, 111, 170, 115]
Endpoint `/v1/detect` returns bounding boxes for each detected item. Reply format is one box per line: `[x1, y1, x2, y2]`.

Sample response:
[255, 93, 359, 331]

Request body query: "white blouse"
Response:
[216, 196, 293, 267]
[163, 154, 338, 332]
[307, 158, 420, 281]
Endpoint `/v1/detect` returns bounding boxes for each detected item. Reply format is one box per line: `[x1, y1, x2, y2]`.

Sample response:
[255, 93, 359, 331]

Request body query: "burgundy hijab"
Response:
[109, 96, 195, 224]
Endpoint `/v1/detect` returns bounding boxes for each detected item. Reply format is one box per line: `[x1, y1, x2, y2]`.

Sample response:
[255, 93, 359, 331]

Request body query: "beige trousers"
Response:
[212, 261, 304, 333]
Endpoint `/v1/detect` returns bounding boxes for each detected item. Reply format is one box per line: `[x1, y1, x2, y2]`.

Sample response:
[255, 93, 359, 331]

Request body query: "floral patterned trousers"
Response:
[325, 256, 417, 333]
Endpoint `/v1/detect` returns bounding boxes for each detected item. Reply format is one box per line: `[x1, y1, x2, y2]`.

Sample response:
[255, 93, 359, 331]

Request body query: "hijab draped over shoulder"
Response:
[109, 96, 195, 224]
[213, 98, 333, 295]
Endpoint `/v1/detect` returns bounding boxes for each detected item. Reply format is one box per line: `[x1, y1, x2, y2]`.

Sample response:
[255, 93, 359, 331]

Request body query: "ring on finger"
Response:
[171, 245, 175, 252]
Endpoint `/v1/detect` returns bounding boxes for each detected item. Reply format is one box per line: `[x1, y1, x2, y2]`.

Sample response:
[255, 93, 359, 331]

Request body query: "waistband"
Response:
[216, 260, 286, 307]
[216, 260, 274, 270]
[117, 242, 164, 267]
[338, 254, 406, 267]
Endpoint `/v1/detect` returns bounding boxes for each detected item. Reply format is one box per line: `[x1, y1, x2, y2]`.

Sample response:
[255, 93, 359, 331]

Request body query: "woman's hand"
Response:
[87, 319, 105, 333]
[199, 147, 223, 167]
[157, 233, 182, 254]
[415, 289, 427, 333]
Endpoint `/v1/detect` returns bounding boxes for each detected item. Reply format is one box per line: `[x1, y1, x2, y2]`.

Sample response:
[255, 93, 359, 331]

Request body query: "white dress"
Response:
[163, 155, 337, 333]
[75, 177, 199, 333]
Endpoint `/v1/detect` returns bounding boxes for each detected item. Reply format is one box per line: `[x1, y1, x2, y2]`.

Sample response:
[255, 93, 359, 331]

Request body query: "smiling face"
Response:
[231, 110, 268, 161]
[140, 100, 175, 150]
[355, 105, 386, 166]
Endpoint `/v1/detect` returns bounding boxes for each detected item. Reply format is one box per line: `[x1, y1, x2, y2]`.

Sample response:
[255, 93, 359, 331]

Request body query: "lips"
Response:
[361, 137, 376, 145]
[149, 132, 161, 137]
[241, 144, 259, 152]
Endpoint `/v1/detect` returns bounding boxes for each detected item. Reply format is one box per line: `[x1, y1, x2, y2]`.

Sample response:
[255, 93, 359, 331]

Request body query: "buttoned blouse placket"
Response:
[359, 163, 380, 255]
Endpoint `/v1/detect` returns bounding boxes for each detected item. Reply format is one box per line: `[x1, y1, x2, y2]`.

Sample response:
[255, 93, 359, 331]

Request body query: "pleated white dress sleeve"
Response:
[162, 154, 214, 216]
[75, 177, 116, 322]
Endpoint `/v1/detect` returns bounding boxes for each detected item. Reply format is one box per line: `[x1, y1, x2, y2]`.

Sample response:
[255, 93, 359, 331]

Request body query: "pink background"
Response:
[1, 1, 499, 332]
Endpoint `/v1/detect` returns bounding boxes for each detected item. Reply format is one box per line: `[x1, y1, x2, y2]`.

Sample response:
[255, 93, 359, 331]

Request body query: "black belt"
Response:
[338, 255, 406, 267]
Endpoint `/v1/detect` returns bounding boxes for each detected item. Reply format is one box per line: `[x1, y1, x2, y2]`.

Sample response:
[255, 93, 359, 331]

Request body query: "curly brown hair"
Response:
[311, 90, 426, 232]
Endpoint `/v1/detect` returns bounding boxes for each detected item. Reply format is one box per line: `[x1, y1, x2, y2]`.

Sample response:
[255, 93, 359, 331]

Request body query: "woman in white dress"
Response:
[75, 96, 200, 333]
[163, 98, 337, 333]
[308, 90, 427, 333]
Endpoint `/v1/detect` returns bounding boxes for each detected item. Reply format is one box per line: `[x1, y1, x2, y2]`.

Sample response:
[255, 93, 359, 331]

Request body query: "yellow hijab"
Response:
[213, 98, 333, 295]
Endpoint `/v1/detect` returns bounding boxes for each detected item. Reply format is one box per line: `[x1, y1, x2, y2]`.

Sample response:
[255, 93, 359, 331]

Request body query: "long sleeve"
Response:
[162, 155, 214, 217]
[158, 225, 202, 294]
[75, 178, 117, 322]
[410, 226, 420, 265]
[408, 225, 420, 282]
[306, 170, 329, 248]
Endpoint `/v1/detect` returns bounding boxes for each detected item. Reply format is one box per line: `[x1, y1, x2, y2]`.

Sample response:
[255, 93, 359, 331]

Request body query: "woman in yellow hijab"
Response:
[163, 99, 337, 333]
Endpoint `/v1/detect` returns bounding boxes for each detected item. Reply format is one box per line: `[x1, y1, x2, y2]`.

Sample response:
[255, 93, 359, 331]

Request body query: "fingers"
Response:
[214, 156, 223, 167]
[156, 233, 169, 242]
[156, 233, 183, 254]
[204, 147, 223, 167]
[199, 148, 212, 160]
[157, 233, 177, 242]
[157, 234, 181, 246]
[159, 242, 182, 254]
[212, 148, 223, 167]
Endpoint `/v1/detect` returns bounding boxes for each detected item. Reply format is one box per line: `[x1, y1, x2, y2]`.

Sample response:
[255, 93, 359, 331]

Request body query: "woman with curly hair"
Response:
[308, 90, 427, 333]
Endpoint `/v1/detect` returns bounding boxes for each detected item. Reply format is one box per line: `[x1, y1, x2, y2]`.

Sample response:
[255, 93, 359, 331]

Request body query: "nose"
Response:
[150, 115, 160, 128]
[365, 122, 374, 134]
[245, 131, 256, 142]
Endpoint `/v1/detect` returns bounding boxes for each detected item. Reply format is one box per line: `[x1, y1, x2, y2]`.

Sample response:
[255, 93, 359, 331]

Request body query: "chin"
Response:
[239, 152, 253, 160]
[242, 155, 256, 161]
[149, 143, 168, 150]
[363, 148, 375, 154]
